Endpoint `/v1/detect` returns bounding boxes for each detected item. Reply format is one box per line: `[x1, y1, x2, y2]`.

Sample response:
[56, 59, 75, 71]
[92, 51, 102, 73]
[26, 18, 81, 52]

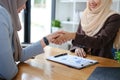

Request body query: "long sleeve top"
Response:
[0, 6, 44, 80]
[70, 14, 120, 59]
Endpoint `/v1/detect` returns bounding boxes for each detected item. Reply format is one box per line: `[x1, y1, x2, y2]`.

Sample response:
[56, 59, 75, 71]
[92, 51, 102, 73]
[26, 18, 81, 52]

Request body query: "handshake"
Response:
[46, 30, 76, 45]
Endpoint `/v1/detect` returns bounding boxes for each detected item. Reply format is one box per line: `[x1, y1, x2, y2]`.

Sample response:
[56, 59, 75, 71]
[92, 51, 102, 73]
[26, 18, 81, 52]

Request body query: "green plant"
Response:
[51, 20, 61, 28]
[115, 51, 120, 63]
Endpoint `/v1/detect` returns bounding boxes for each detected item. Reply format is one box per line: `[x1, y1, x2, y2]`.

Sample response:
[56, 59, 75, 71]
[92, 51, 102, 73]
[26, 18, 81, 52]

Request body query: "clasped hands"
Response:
[46, 30, 87, 58]
[47, 30, 76, 45]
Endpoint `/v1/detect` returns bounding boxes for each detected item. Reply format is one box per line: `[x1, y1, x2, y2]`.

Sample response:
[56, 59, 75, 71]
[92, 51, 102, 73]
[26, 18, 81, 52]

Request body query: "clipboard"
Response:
[46, 53, 98, 69]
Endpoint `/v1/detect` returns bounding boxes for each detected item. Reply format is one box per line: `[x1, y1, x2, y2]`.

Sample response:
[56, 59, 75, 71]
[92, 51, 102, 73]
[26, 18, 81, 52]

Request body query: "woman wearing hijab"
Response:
[0, 0, 59, 79]
[53, 0, 120, 59]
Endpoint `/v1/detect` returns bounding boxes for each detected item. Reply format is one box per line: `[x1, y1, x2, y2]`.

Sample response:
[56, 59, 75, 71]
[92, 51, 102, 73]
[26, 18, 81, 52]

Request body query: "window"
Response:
[18, 0, 53, 43]
[18, 10, 24, 43]
[31, 0, 52, 42]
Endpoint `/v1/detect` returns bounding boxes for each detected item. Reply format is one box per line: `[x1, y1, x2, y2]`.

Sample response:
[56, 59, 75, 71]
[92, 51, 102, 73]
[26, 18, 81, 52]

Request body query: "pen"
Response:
[54, 53, 68, 57]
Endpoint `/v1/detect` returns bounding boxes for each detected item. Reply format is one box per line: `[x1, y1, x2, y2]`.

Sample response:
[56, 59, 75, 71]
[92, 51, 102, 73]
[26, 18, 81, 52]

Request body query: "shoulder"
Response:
[0, 5, 12, 30]
[0, 5, 9, 17]
[0, 5, 11, 24]
[107, 14, 120, 22]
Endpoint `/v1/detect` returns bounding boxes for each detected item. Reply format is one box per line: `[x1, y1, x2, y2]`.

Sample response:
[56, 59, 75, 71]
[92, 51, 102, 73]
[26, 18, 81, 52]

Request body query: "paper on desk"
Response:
[47, 55, 98, 69]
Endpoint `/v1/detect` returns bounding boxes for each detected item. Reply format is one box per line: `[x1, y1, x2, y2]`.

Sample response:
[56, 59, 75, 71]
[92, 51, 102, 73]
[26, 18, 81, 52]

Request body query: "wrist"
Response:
[70, 33, 76, 39]
[40, 39, 46, 48]
[43, 37, 49, 45]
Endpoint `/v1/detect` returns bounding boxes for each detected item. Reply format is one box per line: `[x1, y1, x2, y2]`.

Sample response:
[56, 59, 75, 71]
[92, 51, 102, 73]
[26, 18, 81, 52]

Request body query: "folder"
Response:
[87, 67, 120, 80]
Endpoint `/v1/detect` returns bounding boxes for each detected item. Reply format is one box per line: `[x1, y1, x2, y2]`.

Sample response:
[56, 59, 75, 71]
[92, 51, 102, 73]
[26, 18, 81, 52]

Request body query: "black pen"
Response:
[54, 53, 68, 57]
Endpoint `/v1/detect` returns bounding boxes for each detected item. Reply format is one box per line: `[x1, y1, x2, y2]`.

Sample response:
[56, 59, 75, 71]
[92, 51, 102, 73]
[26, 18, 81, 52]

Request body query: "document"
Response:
[47, 53, 98, 69]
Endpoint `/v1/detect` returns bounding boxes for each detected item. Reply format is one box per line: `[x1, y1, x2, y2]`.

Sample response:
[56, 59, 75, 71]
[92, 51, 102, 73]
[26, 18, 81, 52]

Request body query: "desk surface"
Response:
[14, 46, 120, 80]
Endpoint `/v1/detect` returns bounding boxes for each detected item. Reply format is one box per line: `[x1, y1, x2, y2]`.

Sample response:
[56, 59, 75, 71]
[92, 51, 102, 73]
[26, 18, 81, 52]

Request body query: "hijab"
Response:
[0, 0, 27, 61]
[81, 0, 120, 49]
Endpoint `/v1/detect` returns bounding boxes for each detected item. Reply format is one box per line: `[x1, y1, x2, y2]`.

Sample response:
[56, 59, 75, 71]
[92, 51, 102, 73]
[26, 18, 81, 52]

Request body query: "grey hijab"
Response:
[0, 0, 27, 61]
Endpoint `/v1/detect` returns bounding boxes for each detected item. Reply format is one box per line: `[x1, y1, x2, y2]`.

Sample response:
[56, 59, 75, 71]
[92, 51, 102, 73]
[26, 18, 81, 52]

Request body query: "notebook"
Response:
[87, 67, 120, 80]
[46, 53, 98, 69]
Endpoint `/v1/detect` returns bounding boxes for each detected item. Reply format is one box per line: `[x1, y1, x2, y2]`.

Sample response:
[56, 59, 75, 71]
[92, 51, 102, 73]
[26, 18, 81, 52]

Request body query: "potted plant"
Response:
[115, 50, 120, 63]
[51, 20, 61, 32]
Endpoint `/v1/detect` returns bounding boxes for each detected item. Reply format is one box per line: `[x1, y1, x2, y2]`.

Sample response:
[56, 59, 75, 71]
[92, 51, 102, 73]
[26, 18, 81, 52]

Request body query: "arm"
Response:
[73, 14, 120, 49]
[20, 41, 44, 61]
[69, 22, 87, 57]
[19, 32, 60, 62]
[0, 22, 18, 79]
[70, 22, 87, 52]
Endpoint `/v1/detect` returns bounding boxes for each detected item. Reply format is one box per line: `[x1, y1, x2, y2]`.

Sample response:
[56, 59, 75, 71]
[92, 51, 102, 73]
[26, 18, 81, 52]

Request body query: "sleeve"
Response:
[73, 14, 120, 49]
[70, 22, 87, 52]
[20, 41, 44, 62]
[70, 40, 88, 52]
[0, 24, 18, 80]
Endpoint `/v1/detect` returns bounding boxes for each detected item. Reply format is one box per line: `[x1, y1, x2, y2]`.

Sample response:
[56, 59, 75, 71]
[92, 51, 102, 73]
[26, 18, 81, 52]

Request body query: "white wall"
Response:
[50, 0, 86, 50]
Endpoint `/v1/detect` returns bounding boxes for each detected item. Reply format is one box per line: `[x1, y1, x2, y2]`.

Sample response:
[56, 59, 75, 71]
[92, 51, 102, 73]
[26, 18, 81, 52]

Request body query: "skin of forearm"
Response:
[69, 32, 76, 40]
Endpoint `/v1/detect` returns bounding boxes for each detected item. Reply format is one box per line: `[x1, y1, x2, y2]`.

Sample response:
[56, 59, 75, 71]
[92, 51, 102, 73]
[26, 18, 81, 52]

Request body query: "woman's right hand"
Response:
[75, 48, 87, 58]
